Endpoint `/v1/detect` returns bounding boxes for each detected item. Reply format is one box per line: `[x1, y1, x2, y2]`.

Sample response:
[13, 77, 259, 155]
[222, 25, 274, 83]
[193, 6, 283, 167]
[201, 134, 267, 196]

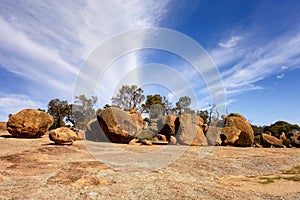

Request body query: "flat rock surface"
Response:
[1, 130, 300, 199]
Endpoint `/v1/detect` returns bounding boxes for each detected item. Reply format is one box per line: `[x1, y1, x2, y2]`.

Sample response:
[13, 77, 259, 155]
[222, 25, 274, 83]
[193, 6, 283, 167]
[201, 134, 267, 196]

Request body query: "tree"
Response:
[47, 99, 72, 128]
[263, 121, 300, 138]
[208, 104, 216, 126]
[162, 96, 173, 114]
[197, 110, 209, 123]
[176, 96, 192, 114]
[142, 94, 173, 118]
[73, 95, 98, 129]
[111, 85, 145, 111]
[149, 104, 164, 119]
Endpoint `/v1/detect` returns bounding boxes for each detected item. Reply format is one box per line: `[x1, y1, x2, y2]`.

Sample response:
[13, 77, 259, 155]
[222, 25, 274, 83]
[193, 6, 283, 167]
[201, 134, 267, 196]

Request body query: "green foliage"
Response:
[47, 98, 72, 129]
[197, 110, 209, 123]
[111, 85, 145, 111]
[263, 120, 300, 138]
[258, 177, 281, 184]
[143, 117, 150, 124]
[149, 104, 164, 118]
[73, 95, 98, 129]
[142, 94, 172, 118]
[176, 96, 192, 114]
[251, 124, 265, 136]
[254, 135, 261, 145]
[282, 165, 300, 174]
[282, 138, 290, 147]
[136, 129, 155, 140]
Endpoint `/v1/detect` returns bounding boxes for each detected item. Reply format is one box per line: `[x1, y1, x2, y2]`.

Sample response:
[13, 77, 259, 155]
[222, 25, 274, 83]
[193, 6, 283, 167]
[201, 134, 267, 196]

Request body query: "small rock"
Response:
[169, 135, 177, 145]
[139, 139, 152, 145]
[156, 134, 167, 142]
[261, 133, 284, 148]
[49, 127, 78, 145]
[129, 138, 141, 145]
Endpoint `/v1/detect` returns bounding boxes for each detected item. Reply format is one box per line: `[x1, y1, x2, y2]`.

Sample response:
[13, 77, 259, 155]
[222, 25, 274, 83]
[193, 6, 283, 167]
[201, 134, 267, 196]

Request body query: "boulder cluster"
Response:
[4, 108, 300, 148]
[5, 109, 81, 145]
[89, 107, 255, 147]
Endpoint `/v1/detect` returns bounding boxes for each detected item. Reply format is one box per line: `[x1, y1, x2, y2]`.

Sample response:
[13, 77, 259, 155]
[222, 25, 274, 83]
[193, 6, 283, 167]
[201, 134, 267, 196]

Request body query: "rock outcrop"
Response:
[261, 133, 284, 148]
[49, 127, 79, 145]
[221, 113, 254, 147]
[97, 107, 139, 143]
[7, 109, 54, 138]
[175, 114, 207, 146]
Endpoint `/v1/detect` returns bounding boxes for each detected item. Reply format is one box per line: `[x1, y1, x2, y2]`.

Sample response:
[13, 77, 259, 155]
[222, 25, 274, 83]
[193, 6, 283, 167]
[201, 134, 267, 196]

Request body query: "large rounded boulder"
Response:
[175, 114, 207, 146]
[7, 109, 54, 138]
[221, 113, 254, 147]
[97, 107, 140, 143]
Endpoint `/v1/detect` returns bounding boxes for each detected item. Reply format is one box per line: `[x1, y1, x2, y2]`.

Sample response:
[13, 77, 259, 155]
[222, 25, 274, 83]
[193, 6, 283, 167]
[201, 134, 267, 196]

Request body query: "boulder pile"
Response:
[3, 107, 299, 149]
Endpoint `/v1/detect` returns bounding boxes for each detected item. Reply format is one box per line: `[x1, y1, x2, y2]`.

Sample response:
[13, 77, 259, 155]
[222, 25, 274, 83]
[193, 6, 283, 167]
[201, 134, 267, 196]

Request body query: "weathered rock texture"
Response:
[221, 113, 254, 147]
[97, 107, 139, 143]
[1, 129, 300, 199]
[175, 114, 207, 146]
[128, 110, 144, 132]
[49, 127, 79, 145]
[0, 122, 6, 131]
[221, 126, 242, 146]
[261, 133, 284, 148]
[205, 127, 222, 146]
[7, 109, 54, 138]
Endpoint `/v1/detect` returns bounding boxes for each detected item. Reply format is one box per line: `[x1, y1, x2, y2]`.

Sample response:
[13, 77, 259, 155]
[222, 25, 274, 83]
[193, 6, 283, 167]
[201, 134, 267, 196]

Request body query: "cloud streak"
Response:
[210, 31, 300, 96]
[0, 0, 172, 121]
[218, 36, 243, 48]
[0, 93, 44, 120]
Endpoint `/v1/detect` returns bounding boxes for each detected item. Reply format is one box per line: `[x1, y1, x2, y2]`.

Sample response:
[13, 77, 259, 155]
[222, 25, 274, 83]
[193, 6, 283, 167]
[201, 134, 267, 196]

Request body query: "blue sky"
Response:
[0, 0, 300, 126]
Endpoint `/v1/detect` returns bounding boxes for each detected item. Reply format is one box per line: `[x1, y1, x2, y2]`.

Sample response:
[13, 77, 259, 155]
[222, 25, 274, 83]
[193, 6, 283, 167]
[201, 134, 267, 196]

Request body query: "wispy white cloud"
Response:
[0, 17, 77, 93]
[276, 74, 285, 79]
[0, 0, 173, 120]
[210, 31, 300, 96]
[218, 36, 243, 48]
[0, 93, 44, 121]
